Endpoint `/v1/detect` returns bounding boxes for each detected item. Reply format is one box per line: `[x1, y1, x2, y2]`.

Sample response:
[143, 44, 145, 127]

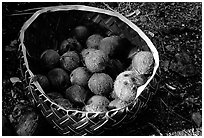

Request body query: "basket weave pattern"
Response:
[19, 5, 159, 136]
[19, 63, 157, 135]
[28, 80, 155, 135]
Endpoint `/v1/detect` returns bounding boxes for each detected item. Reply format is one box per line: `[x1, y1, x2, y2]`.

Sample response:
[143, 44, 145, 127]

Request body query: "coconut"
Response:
[109, 99, 128, 110]
[113, 71, 145, 102]
[84, 49, 109, 73]
[70, 67, 91, 86]
[73, 26, 89, 43]
[99, 36, 133, 61]
[81, 48, 96, 61]
[60, 51, 80, 72]
[40, 49, 60, 70]
[99, 35, 122, 58]
[47, 68, 70, 91]
[59, 38, 82, 55]
[84, 104, 107, 112]
[35, 74, 50, 92]
[132, 51, 154, 75]
[88, 73, 113, 95]
[65, 85, 88, 105]
[84, 95, 110, 112]
[54, 98, 73, 110]
[86, 34, 103, 49]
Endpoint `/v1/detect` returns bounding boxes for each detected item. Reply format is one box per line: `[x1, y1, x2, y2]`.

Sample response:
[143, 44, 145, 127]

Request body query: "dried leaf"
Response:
[4, 45, 17, 52]
[4, 40, 18, 52]
[148, 31, 155, 37]
[10, 77, 22, 84]
[11, 90, 15, 97]
[165, 83, 176, 90]
[192, 112, 202, 127]
[9, 114, 15, 123]
[125, 11, 136, 17]
[161, 60, 170, 72]
[10, 40, 18, 47]
[20, 100, 25, 103]
[126, 9, 141, 17]
[140, 15, 147, 22]
[135, 9, 141, 16]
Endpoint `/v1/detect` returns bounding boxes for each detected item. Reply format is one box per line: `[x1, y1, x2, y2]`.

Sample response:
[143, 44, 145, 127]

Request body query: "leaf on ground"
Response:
[191, 112, 202, 127]
[9, 114, 15, 124]
[135, 9, 141, 16]
[4, 45, 17, 52]
[11, 90, 15, 98]
[126, 9, 141, 18]
[148, 31, 155, 37]
[161, 60, 170, 72]
[4, 40, 18, 52]
[140, 15, 147, 22]
[125, 11, 135, 17]
[10, 40, 18, 47]
[10, 77, 22, 84]
[165, 83, 176, 90]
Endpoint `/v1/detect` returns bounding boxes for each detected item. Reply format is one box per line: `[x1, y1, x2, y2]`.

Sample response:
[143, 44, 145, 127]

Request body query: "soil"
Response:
[2, 2, 202, 136]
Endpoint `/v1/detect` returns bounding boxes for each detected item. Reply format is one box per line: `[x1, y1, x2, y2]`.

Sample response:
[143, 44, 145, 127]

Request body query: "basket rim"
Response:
[19, 5, 159, 115]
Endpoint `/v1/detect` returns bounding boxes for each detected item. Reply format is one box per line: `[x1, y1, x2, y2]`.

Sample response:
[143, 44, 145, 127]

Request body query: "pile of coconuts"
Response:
[36, 25, 154, 113]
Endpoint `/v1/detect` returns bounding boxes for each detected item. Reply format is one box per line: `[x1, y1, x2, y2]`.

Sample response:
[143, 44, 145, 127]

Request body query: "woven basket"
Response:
[19, 5, 159, 135]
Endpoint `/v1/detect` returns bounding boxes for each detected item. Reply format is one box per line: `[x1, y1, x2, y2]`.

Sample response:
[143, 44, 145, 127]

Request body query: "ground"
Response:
[2, 2, 202, 136]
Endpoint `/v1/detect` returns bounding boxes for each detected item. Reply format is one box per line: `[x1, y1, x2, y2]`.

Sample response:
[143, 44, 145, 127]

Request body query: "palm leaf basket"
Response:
[19, 5, 159, 135]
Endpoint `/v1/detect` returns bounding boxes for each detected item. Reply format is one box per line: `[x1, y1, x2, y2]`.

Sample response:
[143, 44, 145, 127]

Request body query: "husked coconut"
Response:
[70, 67, 91, 86]
[132, 51, 154, 75]
[84, 95, 110, 112]
[113, 71, 145, 102]
[86, 34, 103, 49]
[60, 51, 81, 72]
[88, 73, 113, 95]
[84, 49, 109, 73]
